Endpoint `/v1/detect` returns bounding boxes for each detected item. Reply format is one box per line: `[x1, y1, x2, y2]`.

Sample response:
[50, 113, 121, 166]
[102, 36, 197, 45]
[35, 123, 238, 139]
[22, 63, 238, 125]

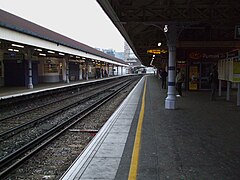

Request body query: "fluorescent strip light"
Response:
[8, 48, 13, 51]
[82, 57, 86, 59]
[34, 48, 42, 52]
[59, 53, 65, 56]
[12, 44, 24, 48]
[76, 56, 80, 59]
[13, 49, 19, 52]
[39, 53, 46, 56]
[47, 50, 55, 54]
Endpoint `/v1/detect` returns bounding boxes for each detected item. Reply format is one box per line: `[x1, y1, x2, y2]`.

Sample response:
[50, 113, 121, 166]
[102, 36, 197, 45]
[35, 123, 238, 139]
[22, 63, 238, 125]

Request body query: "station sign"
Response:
[147, 49, 167, 55]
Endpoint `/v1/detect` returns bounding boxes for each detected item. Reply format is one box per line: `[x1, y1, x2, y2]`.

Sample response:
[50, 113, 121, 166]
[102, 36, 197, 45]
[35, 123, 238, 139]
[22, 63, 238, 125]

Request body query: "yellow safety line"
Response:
[128, 78, 147, 180]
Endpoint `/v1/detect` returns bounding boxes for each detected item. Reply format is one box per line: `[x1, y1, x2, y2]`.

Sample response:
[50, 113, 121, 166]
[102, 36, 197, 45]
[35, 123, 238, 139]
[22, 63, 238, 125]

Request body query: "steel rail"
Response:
[0, 78, 136, 178]
[0, 78, 126, 122]
[0, 79, 130, 139]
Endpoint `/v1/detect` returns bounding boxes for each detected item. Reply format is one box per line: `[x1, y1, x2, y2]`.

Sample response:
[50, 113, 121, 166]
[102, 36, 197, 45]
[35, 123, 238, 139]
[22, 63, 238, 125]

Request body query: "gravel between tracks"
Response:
[4, 78, 139, 180]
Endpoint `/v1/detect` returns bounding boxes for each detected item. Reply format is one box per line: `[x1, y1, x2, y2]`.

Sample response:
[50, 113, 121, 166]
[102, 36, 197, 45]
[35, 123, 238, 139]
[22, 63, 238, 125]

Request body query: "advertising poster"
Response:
[189, 65, 198, 90]
[233, 60, 240, 82]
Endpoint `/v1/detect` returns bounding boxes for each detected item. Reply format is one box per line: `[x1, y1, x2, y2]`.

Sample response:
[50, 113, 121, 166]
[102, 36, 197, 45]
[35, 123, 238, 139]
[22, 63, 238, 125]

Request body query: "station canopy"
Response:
[97, 0, 240, 67]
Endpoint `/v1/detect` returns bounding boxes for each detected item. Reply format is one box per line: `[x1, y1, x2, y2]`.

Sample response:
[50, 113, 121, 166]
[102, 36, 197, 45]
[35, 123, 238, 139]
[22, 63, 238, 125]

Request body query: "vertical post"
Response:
[86, 60, 89, 80]
[226, 81, 231, 101]
[165, 24, 178, 109]
[107, 64, 110, 77]
[117, 65, 119, 76]
[79, 63, 82, 80]
[26, 49, 33, 89]
[100, 62, 103, 79]
[112, 64, 115, 76]
[218, 79, 222, 96]
[121, 66, 123, 75]
[65, 57, 70, 83]
[62, 59, 67, 82]
[28, 59, 33, 89]
[237, 83, 240, 106]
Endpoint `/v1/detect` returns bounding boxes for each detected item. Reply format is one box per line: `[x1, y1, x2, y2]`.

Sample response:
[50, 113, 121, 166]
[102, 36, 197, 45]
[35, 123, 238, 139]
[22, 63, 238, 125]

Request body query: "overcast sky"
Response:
[0, 0, 125, 52]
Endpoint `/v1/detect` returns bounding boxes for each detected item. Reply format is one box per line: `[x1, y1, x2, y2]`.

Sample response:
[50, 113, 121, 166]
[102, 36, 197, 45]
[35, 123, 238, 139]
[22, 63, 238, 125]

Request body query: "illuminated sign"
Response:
[147, 49, 167, 54]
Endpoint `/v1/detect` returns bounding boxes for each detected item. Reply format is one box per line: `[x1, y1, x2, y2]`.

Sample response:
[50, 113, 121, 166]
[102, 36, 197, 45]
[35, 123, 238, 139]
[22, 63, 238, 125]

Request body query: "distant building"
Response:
[124, 41, 141, 66]
[115, 52, 124, 60]
[102, 49, 115, 57]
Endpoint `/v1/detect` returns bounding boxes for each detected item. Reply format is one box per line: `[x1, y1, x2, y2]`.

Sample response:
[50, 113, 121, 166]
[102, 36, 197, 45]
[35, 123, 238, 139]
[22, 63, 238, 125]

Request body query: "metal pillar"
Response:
[165, 24, 178, 109]
[65, 57, 69, 83]
[237, 83, 240, 106]
[218, 79, 222, 96]
[112, 64, 114, 76]
[79, 63, 83, 80]
[121, 66, 123, 75]
[226, 81, 231, 101]
[117, 65, 119, 76]
[100, 63, 103, 78]
[107, 64, 110, 77]
[86, 61, 89, 80]
[28, 59, 33, 89]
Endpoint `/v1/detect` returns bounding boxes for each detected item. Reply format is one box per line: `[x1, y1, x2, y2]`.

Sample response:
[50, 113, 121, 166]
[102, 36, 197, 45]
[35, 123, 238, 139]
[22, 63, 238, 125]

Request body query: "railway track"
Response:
[0, 77, 129, 121]
[0, 76, 140, 178]
[0, 77, 131, 137]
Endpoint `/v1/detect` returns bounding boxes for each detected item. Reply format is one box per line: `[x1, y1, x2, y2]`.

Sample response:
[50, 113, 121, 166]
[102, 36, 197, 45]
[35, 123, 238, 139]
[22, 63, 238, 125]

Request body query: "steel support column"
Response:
[28, 59, 33, 89]
[107, 64, 110, 77]
[237, 83, 240, 106]
[219, 79, 222, 96]
[112, 64, 114, 76]
[26, 49, 33, 89]
[165, 24, 178, 109]
[227, 81, 231, 101]
[100, 62, 103, 79]
[65, 57, 69, 83]
[86, 60, 89, 80]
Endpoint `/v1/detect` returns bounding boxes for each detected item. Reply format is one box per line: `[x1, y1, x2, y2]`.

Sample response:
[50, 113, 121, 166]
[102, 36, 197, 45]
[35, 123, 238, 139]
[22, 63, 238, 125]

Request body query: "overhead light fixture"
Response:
[153, 54, 155, 57]
[164, 25, 168, 33]
[82, 57, 86, 59]
[59, 53, 65, 56]
[39, 53, 46, 56]
[12, 44, 24, 48]
[76, 56, 80, 59]
[8, 48, 19, 52]
[47, 50, 55, 54]
[158, 42, 162, 46]
[34, 48, 42, 52]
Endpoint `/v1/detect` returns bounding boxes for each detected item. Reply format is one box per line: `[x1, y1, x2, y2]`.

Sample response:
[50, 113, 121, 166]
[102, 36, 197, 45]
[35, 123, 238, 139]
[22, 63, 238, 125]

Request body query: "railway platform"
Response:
[0, 76, 125, 100]
[61, 75, 240, 180]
